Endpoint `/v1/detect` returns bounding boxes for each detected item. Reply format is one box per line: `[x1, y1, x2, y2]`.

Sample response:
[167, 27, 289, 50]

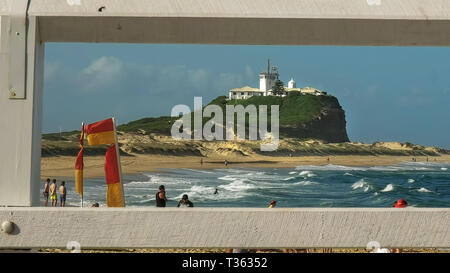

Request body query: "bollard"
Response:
[1, 221, 15, 234]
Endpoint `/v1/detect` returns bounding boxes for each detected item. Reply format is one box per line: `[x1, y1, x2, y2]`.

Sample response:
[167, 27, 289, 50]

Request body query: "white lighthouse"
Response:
[259, 59, 279, 95]
[288, 78, 296, 88]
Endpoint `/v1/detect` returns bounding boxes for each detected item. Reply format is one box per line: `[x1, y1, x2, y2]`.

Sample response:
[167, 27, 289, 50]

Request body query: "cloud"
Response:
[244, 65, 254, 83]
[213, 72, 244, 91]
[44, 62, 60, 81]
[80, 56, 122, 91]
[188, 68, 209, 90]
[213, 66, 255, 92]
[396, 87, 434, 107]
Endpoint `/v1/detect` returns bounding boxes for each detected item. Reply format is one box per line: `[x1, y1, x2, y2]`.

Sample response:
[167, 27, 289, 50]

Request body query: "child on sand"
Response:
[49, 179, 58, 207]
[59, 181, 67, 207]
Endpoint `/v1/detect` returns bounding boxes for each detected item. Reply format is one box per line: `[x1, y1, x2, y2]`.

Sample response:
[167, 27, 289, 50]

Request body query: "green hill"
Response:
[117, 93, 349, 143]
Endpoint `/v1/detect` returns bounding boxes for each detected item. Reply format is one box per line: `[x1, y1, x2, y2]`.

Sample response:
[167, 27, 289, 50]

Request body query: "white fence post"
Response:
[0, 11, 44, 206]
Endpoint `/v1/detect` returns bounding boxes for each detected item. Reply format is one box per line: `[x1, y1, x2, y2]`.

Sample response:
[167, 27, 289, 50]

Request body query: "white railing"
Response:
[1, 208, 449, 248]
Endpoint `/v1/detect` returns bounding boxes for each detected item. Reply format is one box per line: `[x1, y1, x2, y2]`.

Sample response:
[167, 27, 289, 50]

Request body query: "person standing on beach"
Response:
[177, 194, 194, 208]
[49, 179, 58, 207]
[59, 181, 67, 207]
[156, 185, 167, 207]
[43, 178, 50, 207]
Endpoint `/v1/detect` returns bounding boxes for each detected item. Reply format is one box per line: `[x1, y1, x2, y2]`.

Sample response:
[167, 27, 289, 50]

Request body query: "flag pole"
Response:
[112, 117, 125, 207]
[81, 122, 84, 208]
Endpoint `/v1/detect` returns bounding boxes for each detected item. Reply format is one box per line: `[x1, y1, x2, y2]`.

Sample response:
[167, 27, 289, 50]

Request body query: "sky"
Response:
[43, 44, 450, 148]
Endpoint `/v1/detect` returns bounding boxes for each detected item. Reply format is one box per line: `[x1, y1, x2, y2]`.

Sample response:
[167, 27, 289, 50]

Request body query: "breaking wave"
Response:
[352, 179, 373, 192]
[381, 184, 394, 192]
[417, 187, 432, 193]
[298, 171, 316, 177]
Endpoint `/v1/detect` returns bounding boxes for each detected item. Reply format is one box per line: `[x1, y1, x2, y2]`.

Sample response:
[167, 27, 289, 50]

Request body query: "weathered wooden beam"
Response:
[1, 208, 449, 249]
[1, 0, 450, 45]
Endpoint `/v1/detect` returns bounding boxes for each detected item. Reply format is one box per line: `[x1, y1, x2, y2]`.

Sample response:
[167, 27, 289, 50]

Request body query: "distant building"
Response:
[228, 59, 326, 100]
[228, 86, 265, 100]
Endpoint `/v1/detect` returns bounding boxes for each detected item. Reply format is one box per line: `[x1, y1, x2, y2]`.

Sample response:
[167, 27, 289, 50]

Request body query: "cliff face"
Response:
[280, 95, 350, 143]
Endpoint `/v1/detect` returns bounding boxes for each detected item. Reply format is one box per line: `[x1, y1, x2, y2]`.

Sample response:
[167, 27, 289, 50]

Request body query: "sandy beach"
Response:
[36, 247, 448, 253]
[41, 154, 450, 180]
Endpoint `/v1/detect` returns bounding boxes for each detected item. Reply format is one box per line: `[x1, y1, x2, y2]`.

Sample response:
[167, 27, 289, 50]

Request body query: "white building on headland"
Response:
[228, 59, 326, 100]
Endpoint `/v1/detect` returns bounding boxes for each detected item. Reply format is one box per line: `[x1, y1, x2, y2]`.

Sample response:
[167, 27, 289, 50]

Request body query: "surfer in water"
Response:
[156, 185, 168, 207]
[214, 188, 218, 195]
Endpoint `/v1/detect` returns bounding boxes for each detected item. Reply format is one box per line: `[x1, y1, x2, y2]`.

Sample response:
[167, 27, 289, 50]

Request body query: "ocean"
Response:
[46, 161, 450, 208]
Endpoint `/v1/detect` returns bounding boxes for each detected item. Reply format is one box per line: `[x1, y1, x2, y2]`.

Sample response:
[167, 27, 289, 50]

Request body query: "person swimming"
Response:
[269, 200, 276, 208]
[177, 194, 194, 208]
[393, 198, 408, 208]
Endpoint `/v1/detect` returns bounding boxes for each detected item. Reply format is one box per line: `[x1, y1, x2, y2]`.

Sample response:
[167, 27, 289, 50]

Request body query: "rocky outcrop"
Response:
[280, 96, 349, 143]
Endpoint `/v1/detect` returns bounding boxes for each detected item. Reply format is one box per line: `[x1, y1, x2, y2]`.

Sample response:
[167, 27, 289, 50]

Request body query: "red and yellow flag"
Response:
[75, 124, 84, 197]
[85, 118, 115, 146]
[105, 145, 124, 207]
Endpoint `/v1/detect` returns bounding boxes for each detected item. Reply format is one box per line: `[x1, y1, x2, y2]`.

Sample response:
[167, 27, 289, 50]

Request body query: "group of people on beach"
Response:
[42, 178, 67, 207]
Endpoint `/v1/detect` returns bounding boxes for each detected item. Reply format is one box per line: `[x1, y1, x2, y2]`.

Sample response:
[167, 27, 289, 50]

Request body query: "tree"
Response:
[271, 79, 285, 96]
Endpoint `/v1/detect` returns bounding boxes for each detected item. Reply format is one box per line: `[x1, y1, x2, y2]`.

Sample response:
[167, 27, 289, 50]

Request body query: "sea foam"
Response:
[294, 181, 319, 186]
[381, 184, 394, 192]
[417, 187, 432, 193]
[299, 171, 316, 177]
[352, 179, 373, 192]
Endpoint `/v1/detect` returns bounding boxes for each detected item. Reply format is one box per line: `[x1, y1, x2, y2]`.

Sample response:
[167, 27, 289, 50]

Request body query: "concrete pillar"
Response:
[0, 16, 44, 206]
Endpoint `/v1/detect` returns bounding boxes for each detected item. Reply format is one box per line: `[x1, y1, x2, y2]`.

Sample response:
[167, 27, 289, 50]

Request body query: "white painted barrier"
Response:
[1, 0, 450, 207]
[1, 208, 449, 248]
